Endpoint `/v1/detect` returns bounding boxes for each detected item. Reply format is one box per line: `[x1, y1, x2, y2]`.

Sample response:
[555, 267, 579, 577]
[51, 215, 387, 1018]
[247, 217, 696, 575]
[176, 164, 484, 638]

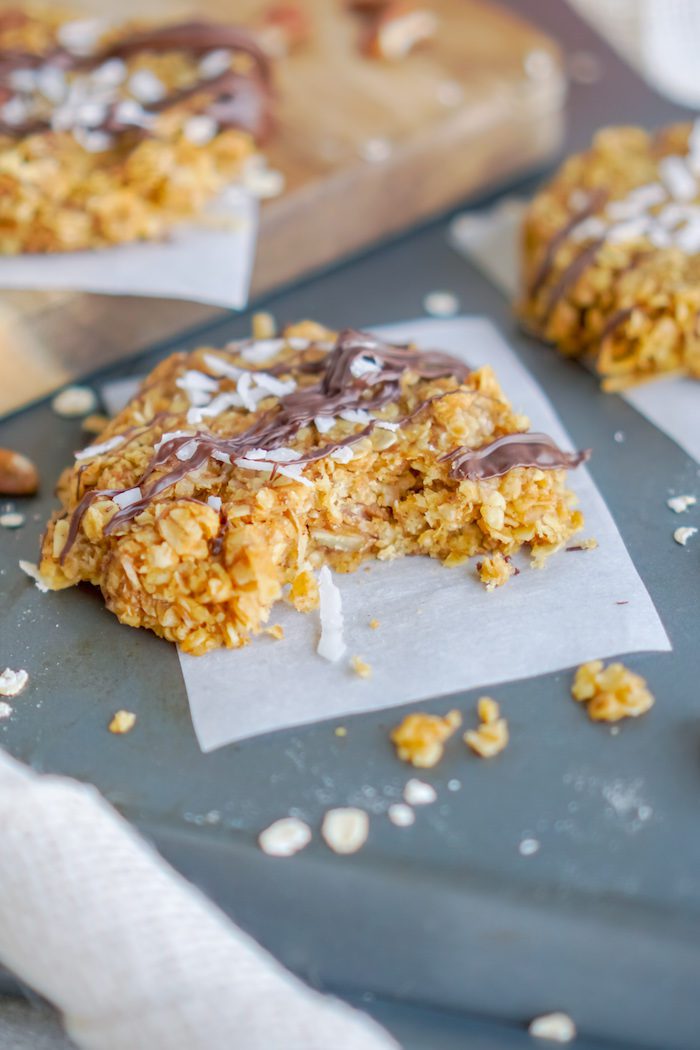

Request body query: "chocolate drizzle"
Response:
[441, 432, 590, 480]
[59, 330, 588, 560]
[0, 19, 271, 142]
[528, 189, 607, 299]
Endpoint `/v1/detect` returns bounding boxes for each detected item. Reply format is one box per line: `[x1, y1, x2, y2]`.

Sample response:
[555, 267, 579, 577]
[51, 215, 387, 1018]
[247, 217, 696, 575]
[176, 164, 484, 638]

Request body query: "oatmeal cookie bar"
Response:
[0, 7, 271, 253]
[520, 122, 700, 390]
[39, 322, 588, 654]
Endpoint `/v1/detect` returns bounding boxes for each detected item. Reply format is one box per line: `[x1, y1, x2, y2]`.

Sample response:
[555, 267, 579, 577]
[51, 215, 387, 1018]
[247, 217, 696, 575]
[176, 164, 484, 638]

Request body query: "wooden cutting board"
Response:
[0, 0, 564, 413]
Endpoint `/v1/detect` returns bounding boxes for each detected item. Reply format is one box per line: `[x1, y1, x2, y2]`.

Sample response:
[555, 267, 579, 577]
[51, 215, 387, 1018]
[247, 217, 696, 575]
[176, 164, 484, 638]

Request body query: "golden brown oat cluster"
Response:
[520, 123, 700, 390]
[39, 321, 586, 655]
[572, 660, 655, 722]
[0, 7, 270, 253]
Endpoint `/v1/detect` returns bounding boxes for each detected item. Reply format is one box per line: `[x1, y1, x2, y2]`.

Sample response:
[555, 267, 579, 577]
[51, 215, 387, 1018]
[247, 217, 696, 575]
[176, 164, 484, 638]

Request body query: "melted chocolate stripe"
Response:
[542, 238, 605, 327]
[442, 432, 590, 480]
[528, 188, 607, 299]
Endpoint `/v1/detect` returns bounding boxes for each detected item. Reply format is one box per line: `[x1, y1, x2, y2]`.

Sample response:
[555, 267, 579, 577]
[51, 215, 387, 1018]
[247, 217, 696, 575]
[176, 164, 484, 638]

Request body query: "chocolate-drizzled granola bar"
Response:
[520, 122, 700, 390]
[39, 322, 588, 655]
[0, 7, 271, 252]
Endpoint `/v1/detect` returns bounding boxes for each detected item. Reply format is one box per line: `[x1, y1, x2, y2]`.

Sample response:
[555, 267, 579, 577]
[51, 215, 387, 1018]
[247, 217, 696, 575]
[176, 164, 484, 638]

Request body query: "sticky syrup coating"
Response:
[39, 321, 584, 655]
[520, 123, 700, 390]
[0, 6, 260, 253]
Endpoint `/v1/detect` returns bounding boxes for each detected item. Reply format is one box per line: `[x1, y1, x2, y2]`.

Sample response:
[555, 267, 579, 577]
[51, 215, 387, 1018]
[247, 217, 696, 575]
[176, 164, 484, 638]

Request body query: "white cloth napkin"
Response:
[0, 748, 396, 1050]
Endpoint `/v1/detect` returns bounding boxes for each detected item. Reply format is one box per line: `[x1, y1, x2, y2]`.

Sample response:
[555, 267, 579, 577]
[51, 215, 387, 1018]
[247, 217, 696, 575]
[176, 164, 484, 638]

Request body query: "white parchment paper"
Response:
[0, 189, 257, 309]
[178, 317, 670, 752]
[449, 201, 700, 464]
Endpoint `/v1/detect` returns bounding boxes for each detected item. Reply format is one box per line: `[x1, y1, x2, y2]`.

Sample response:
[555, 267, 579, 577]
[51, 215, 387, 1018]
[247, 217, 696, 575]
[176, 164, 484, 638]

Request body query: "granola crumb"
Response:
[369, 618, 380, 629]
[321, 807, 369, 854]
[0, 701, 12, 720]
[0, 511, 25, 529]
[403, 778, 437, 806]
[667, 494, 696, 514]
[528, 1012, 576, 1043]
[251, 311, 277, 339]
[388, 802, 415, 827]
[0, 668, 28, 697]
[571, 659, 654, 721]
[350, 655, 372, 678]
[0, 448, 39, 496]
[334, 726, 347, 737]
[265, 623, 284, 640]
[288, 569, 319, 613]
[674, 526, 697, 546]
[477, 552, 515, 590]
[566, 538, 598, 552]
[108, 709, 136, 734]
[52, 386, 98, 418]
[390, 709, 462, 768]
[464, 698, 509, 758]
[259, 817, 311, 857]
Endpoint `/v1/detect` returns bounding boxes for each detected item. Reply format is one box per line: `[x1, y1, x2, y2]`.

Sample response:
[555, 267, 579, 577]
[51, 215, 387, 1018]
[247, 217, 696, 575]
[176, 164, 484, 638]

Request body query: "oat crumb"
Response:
[265, 624, 284, 640]
[334, 726, 347, 737]
[52, 386, 98, 418]
[528, 1011, 576, 1043]
[477, 551, 515, 590]
[464, 697, 509, 758]
[350, 655, 372, 678]
[667, 494, 696, 514]
[391, 709, 461, 767]
[108, 709, 136, 734]
[572, 660, 654, 722]
[388, 802, 415, 827]
[259, 817, 311, 858]
[321, 807, 369, 854]
[674, 526, 697, 546]
[403, 778, 437, 806]
[369, 618, 380, 629]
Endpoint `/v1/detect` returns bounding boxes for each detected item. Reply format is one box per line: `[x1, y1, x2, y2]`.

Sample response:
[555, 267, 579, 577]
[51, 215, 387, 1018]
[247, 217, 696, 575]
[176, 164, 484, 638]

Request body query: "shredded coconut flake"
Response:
[659, 154, 697, 201]
[339, 409, 370, 425]
[19, 560, 49, 593]
[350, 354, 381, 378]
[113, 487, 142, 510]
[330, 446, 354, 464]
[128, 68, 165, 103]
[175, 439, 199, 462]
[207, 496, 222, 512]
[202, 352, 243, 380]
[528, 1013, 577, 1043]
[0, 668, 28, 698]
[74, 434, 125, 460]
[0, 701, 11, 720]
[212, 450, 231, 464]
[199, 48, 233, 79]
[403, 778, 437, 806]
[667, 494, 697, 513]
[314, 416, 336, 434]
[388, 803, 415, 827]
[674, 526, 697, 546]
[238, 338, 286, 363]
[317, 566, 346, 662]
[374, 420, 400, 431]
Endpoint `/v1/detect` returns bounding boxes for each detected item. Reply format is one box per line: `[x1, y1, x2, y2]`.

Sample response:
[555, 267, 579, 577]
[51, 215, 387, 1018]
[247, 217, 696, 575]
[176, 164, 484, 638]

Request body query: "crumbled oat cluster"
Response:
[391, 709, 461, 768]
[464, 696, 509, 757]
[572, 659, 655, 722]
[38, 321, 586, 655]
[520, 122, 700, 389]
[477, 551, 515, 590]
[0, 7, 268, 253]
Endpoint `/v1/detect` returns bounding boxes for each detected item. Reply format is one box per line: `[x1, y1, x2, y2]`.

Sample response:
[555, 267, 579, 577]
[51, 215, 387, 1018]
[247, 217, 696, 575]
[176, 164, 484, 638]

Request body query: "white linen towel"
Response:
[0, 748, 396, 1050]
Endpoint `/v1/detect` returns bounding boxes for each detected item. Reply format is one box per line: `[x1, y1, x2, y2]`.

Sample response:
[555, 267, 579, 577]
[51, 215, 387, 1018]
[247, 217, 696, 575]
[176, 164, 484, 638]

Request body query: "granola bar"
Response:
[0, 7, 271, 253]
[38, 322, 588, 654]
[520, 122, 700, 390]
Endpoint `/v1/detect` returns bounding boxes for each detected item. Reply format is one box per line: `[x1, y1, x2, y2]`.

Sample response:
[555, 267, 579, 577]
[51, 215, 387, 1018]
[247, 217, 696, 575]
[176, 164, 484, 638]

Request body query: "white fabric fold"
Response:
[0, 749, 396, 1050]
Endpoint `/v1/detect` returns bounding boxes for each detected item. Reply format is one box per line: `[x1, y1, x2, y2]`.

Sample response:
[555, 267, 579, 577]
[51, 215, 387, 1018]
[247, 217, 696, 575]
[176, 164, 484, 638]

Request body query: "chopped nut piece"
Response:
[0, 511, 25, 529]
[0, 668, 28, 697]
[259, 816, 311, 857]
[265, 623, 284, 640]
[251, 311, 277, 340]
[350, 655, 372, 678]
[465, 698, 509, 758]
[321, 807, 369, 854]
[108, 709, 136, 734]
[387, 802, 415, 827]
[52, 386, 98, 418]
[0, 448, 39, 496]
[391, 709, 462, 768]
[528, 1012, 576, 1043]
[571, 660, 655, 722]
[369, 618, 380, 629]
[477, 552, 515, 591]
[674, 526, 697, 546]
[667, 494, 696, 514]
[364, 4, 438, 61]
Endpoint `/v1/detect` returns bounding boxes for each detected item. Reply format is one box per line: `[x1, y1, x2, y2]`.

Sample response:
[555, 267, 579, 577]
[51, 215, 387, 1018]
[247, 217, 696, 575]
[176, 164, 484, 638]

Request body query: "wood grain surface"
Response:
[0, 0, 565, 414]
